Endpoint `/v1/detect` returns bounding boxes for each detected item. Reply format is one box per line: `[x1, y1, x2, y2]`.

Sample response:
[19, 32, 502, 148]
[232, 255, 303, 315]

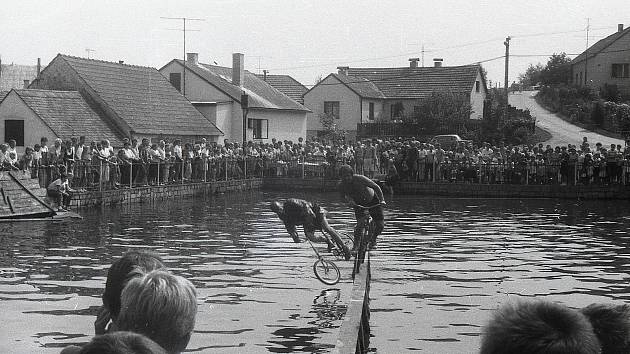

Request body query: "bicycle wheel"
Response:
[313, 259, 340, 285]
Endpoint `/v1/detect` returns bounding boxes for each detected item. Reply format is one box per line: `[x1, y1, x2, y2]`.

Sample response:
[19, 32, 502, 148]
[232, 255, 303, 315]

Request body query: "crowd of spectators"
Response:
[2, 134, 630, 191]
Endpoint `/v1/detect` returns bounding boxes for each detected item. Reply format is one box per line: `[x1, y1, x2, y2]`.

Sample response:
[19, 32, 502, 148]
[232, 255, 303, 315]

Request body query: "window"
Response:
[169, 73, 181, 92]
[612, 64, 629, 78]
[390, 102, 404, 119]
[580, 71, 583, 85]
[5, 120, 24, 147]
[475, 81, 480, 93]
[413, 106, 421, 118]
[249, 118, 268, 139]
[368, 102, 374, 120]
[324, 101, 340, 119]
[575, 73, 578, 84]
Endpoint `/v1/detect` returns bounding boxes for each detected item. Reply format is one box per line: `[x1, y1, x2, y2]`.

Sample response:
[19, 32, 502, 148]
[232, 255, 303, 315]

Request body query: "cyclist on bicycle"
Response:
[338, 164, 386, 249]
[270, 198, 351, 260]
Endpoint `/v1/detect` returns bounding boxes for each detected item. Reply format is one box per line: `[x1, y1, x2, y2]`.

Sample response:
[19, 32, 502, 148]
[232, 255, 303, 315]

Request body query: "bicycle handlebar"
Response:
[353, 202, 386, 209]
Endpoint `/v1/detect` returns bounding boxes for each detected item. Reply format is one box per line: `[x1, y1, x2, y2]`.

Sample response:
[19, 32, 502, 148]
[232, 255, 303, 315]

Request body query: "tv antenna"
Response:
[161, 16, 205, 95]
[85, 48, 96, 59]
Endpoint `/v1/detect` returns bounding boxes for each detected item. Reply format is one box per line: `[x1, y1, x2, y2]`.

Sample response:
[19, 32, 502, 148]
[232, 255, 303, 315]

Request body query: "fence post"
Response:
[225, 158, 228, 181]
[99, 160, 103, 192]
[129, 161, 133, 188]
[302, 155, 305, 179]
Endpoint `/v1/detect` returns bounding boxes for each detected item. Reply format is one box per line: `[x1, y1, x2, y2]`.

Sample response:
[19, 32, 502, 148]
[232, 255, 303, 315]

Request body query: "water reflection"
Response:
[1, 193, 630, 353]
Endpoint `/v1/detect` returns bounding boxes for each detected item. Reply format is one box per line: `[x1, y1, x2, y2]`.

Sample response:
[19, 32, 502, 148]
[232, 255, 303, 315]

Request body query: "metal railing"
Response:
[6, 155, 630, 190]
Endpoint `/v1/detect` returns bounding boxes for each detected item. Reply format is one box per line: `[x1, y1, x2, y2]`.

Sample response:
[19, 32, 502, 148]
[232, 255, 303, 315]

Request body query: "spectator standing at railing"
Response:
[19, 147, 34, 175]
[172, 139, 183, 181]
[183, 143, 193, 181]
[118, 141, 134, 187]
[97, 140, 112, 189]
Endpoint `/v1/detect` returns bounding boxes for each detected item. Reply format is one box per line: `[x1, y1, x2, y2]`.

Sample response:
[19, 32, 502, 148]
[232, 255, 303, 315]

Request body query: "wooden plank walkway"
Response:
[0, 171, 55, 219]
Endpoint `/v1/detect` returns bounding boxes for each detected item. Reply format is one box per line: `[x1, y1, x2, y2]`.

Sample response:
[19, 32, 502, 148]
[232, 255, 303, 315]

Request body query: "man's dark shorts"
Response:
[353, 196, 384, 222]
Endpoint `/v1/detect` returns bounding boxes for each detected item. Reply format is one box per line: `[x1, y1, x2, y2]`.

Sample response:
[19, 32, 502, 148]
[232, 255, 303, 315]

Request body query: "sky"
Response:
[1, 0, 627, 88]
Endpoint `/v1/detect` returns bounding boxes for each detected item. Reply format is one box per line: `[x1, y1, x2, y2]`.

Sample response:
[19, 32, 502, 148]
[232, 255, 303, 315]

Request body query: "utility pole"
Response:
[421, 44, 425, 67]
[161, 17, 205, 96]
[85, 48, 95, 59]
[585, 18, 590, 87]
[503, 36, 511, 125]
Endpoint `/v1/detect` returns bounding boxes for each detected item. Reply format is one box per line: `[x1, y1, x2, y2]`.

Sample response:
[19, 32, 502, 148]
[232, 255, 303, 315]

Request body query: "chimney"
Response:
[263, 69, 268, 81]
[337, 66, 349, 75]
[23, 79, 29, 88]
[118, 60, 124, 64]
[409, 58, 420, 68]
[187, 52, 198, 66]
[232, 53, 244, 87]
[619, 24, 624, 32]
[37, 58, 41, 77]
[433, 58, 443, 67]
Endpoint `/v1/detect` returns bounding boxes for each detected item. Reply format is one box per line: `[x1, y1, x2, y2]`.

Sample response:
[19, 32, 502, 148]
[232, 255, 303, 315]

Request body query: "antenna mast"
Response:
[161, 17, 205, 96]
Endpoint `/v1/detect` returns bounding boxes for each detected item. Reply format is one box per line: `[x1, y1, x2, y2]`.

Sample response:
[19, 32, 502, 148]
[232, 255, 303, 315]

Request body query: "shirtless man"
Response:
[270, 198, 351, 260]
[337, 164, 386, 249]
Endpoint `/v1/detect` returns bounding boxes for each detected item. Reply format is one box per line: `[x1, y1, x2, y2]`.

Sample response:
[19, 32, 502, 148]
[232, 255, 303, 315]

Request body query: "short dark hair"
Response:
[102, 251, 165, 319]
[480, 300, 601, 354]
[581, 303, 630, 354]
[77, 331, 168, 354]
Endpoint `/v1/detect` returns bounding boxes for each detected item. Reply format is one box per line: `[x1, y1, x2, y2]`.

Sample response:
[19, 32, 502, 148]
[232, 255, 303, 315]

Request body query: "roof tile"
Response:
[59, 55, 222, 136]
[14, 89, 125, 146]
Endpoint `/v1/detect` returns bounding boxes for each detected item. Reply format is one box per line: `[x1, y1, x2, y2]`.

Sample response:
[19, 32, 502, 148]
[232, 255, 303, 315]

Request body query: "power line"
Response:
[267, 25, 618, 72]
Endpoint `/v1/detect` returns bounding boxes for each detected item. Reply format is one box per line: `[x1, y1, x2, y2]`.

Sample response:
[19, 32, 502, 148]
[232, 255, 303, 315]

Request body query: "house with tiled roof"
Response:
[303, 59, 487, 140]
[0, 89, 124, 154]
[571, 24, 630, 97]
[0, 59, 43, 91]
[255, 73, 308, 104]
[29, 54, 222, 143]
[160, 53, 310, 144]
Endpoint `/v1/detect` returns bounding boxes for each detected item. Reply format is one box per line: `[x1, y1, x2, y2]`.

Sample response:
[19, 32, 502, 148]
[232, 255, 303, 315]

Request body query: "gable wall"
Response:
[303, 75, 360, 137]
[0, 92, 58, 154]
[572, 32, 630, 96]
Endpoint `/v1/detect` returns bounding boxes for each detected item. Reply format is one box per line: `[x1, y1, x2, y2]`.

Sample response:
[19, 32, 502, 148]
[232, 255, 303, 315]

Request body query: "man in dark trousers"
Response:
[270, 198, 351, 260]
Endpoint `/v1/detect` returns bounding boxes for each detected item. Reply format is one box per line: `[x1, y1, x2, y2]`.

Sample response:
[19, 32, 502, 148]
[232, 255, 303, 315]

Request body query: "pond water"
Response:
[1, 191, 630, 353]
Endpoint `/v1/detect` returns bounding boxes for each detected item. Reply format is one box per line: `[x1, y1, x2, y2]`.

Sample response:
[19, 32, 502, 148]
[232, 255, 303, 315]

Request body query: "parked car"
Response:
[430, 134, 471, 150]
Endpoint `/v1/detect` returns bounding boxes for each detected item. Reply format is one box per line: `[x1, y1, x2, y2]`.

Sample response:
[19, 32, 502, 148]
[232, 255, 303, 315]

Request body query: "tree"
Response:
[518, 63, 544, 86]
[413, 90, 472, 130]
[539, 52, 571, 85]
[318, 113, 346, 142]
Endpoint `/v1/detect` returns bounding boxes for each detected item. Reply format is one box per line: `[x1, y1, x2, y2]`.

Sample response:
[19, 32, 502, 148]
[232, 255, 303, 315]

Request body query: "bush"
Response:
[512, 126, 530, 145]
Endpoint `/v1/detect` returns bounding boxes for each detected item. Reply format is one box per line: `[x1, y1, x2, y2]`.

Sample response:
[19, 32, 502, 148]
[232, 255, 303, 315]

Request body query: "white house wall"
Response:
[304, 75, 360, 135]
[0, 91, 57, 154]
[246, 109, 306, 143]
[572, 32, 630, 96]
[469, 71, 487, 120]
[360, 99, 385, 123]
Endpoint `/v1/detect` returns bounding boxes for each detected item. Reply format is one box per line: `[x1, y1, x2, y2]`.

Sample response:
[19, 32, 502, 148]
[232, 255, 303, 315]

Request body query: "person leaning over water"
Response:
[270, 198, 351, 260]
[337, 164, 386, 249]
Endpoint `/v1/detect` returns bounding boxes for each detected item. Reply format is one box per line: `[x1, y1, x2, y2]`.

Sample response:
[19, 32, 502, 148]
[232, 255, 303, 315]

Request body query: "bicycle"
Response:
[307, 236, 341, 285]
[351, 203, 381, 277]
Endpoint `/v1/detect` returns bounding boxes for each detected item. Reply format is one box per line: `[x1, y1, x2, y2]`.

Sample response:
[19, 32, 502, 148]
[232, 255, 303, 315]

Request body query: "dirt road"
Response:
[508, 91, 624, 147]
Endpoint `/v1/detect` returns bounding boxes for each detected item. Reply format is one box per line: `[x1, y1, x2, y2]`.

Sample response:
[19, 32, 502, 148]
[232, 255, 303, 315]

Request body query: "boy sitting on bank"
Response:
[47, 173, 75, 211]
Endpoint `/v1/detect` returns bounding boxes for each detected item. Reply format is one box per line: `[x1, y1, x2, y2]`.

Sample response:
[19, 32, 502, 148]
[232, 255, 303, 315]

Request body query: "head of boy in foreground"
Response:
[116, 270, 198, 354]
[480, 300, 601, 354]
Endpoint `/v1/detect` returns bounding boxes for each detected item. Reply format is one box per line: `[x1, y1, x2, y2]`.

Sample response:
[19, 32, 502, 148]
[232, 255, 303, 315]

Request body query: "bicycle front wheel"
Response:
[313, 259, 340, 285]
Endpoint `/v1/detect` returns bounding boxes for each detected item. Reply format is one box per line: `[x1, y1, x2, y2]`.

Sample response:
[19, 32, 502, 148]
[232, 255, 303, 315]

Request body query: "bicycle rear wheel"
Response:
[313, 259, 340, 285]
